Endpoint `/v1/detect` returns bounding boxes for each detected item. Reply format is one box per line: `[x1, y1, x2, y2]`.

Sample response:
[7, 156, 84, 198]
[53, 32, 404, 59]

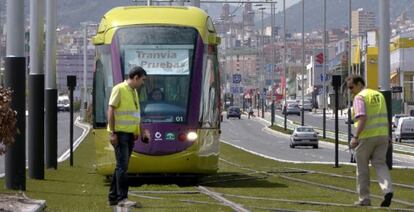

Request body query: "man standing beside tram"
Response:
[107, 66, 150, 207]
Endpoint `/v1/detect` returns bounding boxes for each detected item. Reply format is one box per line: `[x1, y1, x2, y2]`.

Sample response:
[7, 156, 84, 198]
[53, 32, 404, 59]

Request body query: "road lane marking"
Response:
[58, 116, 91, 162]
[220, 138, 414, 169]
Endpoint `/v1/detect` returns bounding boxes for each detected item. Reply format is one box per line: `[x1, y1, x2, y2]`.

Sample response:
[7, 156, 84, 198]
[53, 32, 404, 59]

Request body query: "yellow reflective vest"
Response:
[353, 89, 388, 139]
[108, 82, 141, 135]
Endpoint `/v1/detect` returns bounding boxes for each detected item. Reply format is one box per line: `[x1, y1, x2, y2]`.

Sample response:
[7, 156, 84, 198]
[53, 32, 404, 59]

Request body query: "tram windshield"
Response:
[116, 26, 197, 123]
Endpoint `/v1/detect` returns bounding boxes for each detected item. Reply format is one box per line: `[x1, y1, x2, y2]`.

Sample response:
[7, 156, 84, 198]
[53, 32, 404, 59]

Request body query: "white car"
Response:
[392, 114, 408, 129]
[290, 126, 319, 148]
[395, 116, 414, 142]
[57, 95, 70, 112]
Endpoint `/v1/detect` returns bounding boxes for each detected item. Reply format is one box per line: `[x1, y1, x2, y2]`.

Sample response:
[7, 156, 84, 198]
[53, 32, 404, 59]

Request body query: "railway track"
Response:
[125, 157, 414, 211]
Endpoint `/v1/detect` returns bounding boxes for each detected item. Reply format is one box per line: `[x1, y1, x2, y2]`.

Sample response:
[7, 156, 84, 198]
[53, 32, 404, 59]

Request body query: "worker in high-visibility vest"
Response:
[347, 75, 393, 207]
[107, 66, 149, 208]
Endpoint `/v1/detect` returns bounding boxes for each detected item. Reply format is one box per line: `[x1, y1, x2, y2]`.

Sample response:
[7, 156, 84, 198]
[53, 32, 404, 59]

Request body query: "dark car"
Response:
[227, 106, 241, 119]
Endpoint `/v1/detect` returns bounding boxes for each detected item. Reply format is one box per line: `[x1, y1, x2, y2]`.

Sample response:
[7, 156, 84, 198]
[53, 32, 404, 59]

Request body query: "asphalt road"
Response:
[0, 112, 83, 175]
[273, 109, 350, 134]
[221, 113, 414, 168]
[221, 113, 352, 164]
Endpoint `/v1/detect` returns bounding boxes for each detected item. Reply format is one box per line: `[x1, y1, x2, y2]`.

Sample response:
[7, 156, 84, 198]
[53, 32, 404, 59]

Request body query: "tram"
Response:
[92, 6, 221, 175]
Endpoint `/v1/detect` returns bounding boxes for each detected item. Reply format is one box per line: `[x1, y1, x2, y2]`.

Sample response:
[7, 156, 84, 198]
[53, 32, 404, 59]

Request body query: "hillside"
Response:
[276, 0, 414, 32]
[4, 0, 413, 31]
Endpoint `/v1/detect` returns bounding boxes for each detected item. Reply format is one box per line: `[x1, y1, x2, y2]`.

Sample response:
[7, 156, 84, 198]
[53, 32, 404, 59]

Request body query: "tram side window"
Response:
[200, 47, 220, 128]
[94, 45, 113, 128]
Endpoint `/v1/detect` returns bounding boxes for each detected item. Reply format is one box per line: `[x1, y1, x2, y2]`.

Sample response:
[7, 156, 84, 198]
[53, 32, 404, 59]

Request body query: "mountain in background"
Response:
[276, 0, 414, 32]
[11, 0, 414, 31]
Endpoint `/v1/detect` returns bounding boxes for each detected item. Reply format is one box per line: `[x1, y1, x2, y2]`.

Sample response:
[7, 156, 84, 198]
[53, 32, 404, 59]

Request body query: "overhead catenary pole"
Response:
[283, 0, 287, 130]
[379, 0, 393, 169]
[5, 0, 26, 190]
[322, 0, 327, 138]
[347, 0, 352, 152]
[28, 0, 45, 180]
[301, 0, 305, 126]
[0, 2, 3, 75]
[45, 0, 58, 169]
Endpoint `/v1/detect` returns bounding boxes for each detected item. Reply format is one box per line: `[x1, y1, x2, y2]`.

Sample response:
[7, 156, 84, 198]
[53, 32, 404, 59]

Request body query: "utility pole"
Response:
[5, 0, 26, 190]
[28, 0, 45, 180]
[301, 0, 305, 126]
[45, 0, 58, 169]
[379, 0, 393, 169]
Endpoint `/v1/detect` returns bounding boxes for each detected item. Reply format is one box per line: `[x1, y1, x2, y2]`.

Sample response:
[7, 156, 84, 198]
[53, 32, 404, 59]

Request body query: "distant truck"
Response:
[57, 95, 70, 112]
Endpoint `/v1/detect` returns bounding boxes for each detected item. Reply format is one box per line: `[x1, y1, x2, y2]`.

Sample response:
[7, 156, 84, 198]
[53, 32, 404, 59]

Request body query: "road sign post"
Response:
[67, 75, 76, 167]
[332, 75, 341, 168]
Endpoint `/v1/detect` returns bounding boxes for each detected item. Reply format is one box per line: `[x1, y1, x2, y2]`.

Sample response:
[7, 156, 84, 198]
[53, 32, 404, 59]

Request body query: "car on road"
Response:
[290, 126, 319, 148]
[395, 116, 414, 142]
[282, 103, 301, 116]
[299, 100, 313, 111]
[227, 106, 241, 119]
[57, 95, 70, 112]
[392, 114, 408, 129]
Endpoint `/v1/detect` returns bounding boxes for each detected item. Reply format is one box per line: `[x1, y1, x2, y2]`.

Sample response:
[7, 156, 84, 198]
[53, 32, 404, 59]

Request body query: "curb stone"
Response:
[0, 193, 46, 212]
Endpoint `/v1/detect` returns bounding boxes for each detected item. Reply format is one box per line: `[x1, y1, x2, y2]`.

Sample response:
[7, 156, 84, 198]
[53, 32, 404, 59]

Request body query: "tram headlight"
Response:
[187, 132, 198, 141]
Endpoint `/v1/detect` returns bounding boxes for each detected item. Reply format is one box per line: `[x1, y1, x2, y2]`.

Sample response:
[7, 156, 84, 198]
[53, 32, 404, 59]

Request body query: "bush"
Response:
[0, 87, 18, 155]
[73, 100, 81, 112]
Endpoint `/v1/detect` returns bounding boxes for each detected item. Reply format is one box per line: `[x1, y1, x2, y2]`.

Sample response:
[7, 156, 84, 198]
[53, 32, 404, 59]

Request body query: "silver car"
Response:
[283, 103, 301, 116]
[290, 126, 319, 149]
[299, 100, 313, 111]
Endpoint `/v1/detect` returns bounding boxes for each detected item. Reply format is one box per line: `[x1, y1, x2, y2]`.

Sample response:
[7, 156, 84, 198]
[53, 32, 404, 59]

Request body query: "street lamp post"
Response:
[270, 2, 276, 126]
[259, 6, 265, 118]
[81, 22, 97, 121]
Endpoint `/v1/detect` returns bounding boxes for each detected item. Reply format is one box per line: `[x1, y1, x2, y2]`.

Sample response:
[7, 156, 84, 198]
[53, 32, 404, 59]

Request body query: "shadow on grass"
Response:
[103, 172, 287, 189]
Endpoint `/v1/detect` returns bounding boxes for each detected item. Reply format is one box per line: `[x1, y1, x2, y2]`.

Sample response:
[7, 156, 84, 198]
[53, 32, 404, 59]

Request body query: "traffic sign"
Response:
[320, 73, 329, 82]
[392, 86, 402, 93]
[316, 53, 324, 65]
[232, 74, 241, 84]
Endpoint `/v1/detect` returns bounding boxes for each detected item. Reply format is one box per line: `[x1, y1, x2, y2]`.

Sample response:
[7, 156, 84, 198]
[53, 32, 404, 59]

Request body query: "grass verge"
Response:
[1, 131, 413, 211]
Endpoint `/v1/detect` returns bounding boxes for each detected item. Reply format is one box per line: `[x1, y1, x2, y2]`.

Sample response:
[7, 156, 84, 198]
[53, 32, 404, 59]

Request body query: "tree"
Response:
[0, 87, 18, 155]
